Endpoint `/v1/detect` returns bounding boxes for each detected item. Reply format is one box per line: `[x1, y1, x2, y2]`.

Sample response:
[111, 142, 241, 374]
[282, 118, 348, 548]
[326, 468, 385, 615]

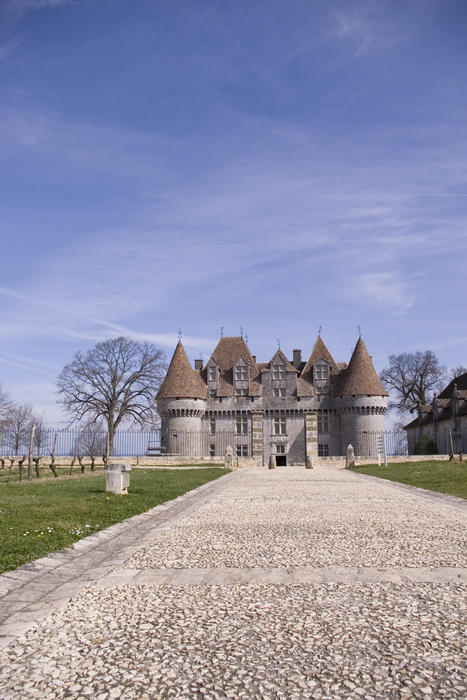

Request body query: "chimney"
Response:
[194, 359, 203, 370]
[252, 355, 256, 363]
[293, 349, 302, 368]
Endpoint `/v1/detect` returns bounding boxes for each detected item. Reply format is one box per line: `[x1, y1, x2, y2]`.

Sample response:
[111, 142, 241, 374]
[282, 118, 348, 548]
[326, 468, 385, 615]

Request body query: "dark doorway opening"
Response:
[276, 455, 287, 467]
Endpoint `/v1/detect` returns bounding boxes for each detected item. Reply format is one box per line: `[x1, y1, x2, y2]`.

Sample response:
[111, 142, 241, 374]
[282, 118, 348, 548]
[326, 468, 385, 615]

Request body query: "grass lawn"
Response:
[0, 467, 229, 574]
[351, 460, 467, 499]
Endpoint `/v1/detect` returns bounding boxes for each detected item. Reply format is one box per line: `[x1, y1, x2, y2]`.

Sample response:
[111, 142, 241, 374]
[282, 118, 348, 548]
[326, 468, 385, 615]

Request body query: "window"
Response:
[236, 444, 248, 457]
[235, 387, 248, 397]
[234, 366, 248, 381]
[273, 416, 287, 435]
[209, 444, 215, 457]
[318, 443, 329, 456]
[273, 387, 286, 398]
[208, 388, 217, 398]
[272, 364, 286, 380]
[208, 366, 217, 382]
[275, 444, 286, 454]
[209, 418, 216, 435]
[317, 412, 329, 433]
[314, 364, 329, 381]
[236, 416, 248, 435]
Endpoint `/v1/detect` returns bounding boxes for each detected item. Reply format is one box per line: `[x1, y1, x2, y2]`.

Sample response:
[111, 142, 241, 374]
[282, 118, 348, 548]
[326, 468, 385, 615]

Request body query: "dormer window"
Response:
[272, 364, 286, 380]
[234, 366, 248, 382]
[235, 387, 248, 397]
[208, 365, 217, 382]
[314, 364, 329, 381]
[273, 387, 286, 398]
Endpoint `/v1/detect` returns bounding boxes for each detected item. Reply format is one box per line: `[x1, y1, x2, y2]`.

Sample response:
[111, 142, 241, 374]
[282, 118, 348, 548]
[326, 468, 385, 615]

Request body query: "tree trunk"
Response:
[18, 455, 26, 481]
[33, 457, 41, 479]
[90, 455, 95, 470]
[49, 432, 58, 477]
[77, 455, 85, 473]
[8, 458, 15, 474]
[69, 455, 76, 475]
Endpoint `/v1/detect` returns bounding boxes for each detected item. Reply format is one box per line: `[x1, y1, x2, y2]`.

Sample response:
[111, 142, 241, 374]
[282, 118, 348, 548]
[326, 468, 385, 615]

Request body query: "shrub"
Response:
[414, 434, 438, 455]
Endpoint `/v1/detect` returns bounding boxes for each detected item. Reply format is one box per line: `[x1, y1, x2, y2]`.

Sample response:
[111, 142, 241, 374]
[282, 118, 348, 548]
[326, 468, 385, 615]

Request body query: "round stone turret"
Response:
[157, 341, 206, 455]
[335, 338, 388, 455]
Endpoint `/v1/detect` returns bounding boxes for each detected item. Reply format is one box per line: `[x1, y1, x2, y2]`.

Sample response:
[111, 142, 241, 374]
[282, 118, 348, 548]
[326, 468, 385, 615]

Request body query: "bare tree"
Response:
[450, 366, 467, 380]
[380, 351, 447, 415]
[57, 337, 166, 453]
[3, 404, 37, 455]
[0, 383, 13, 430]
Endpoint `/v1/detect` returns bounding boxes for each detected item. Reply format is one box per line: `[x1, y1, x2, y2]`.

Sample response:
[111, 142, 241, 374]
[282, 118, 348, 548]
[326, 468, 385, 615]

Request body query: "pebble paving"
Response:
[0, 466, 466, 699]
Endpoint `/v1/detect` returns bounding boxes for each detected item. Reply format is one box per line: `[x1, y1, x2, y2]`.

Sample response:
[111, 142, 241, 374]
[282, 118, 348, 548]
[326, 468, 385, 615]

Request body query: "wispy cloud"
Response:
[4, 0, 76, 17]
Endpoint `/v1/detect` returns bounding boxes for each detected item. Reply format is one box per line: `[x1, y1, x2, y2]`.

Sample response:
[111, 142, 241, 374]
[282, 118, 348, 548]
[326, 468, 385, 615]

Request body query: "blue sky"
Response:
[1, 0, 466, 424]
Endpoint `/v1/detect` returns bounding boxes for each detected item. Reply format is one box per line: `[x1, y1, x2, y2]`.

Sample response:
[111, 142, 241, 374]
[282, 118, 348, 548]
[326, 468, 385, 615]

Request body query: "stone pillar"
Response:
[251, 411, 264, 466]
[305, 410, 318, 459]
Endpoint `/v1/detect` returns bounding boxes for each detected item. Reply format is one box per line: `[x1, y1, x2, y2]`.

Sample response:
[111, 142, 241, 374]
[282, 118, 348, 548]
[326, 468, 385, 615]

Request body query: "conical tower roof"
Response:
[338, 337, 387, 396]
[157, 341, 206, 399]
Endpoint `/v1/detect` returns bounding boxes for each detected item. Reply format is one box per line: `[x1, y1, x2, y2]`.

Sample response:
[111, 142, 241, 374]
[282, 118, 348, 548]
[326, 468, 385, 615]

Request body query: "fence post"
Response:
[28, 424, 36, 481]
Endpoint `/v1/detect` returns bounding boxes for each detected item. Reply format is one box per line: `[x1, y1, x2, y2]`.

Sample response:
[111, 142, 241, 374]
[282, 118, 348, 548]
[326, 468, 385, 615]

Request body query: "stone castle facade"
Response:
[157, 335, 388, 465]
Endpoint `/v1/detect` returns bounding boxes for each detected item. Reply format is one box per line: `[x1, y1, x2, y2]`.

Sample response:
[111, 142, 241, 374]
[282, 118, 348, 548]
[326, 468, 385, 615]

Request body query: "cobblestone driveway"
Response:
[0, 466, 465, 699]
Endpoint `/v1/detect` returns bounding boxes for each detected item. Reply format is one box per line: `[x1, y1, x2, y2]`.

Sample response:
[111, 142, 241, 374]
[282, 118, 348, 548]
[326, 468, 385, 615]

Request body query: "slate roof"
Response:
[337, 338, 388, 397]
[209, 337, 261, 397]
[438, 372, 467, 399]
[157, 341, 207, 400]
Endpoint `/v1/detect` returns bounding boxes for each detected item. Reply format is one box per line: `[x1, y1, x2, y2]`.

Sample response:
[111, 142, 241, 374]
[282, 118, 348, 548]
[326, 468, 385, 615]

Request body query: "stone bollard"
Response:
[106, 463, 132, 495]
[345, 444, 355, 469]
[268, 454, 276, 470]
[305, 455, 313, 469]
[225, 445, 234, 469]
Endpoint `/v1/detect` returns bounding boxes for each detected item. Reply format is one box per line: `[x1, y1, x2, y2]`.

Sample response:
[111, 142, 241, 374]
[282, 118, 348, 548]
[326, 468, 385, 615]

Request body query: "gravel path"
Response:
[0, 466, 465, 699]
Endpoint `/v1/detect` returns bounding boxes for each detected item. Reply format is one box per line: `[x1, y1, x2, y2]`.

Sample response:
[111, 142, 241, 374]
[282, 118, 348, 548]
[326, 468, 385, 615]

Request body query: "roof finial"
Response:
[357, 325, 362, 338]
[245, 333, 248, 344]
[240, 326, 244, 338]
[220, 326, 224, 338]
[277, 338, 281, 350]
[318, 325, 322, 335]
[178, 328, 182, 341]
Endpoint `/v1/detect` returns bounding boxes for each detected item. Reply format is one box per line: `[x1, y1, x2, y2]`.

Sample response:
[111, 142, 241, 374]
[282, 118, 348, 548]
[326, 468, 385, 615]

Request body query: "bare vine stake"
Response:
[28, 424, 36, 481]
[18, 455, 26, 481]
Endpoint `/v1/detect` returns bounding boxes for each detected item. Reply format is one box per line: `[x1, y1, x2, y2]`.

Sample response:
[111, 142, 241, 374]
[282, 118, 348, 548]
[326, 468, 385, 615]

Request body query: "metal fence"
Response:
[2, 426, 464, 459]
[0, 428, 162, 458]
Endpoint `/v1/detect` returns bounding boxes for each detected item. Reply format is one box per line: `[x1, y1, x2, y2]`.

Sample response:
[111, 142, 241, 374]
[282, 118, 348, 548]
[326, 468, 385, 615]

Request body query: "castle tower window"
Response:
[318, 443, 329, 456]
[273, 416, 287, 435]
[318, 412, 329, 433]
[235, 366, 248, 381]
[236, 416, 248, 435]
[236, 444, 248, 457]
[208, 366, 217, 382]
[273, 387, 286, 398]
[235, 387, 248, 397]
[209, 418, 216, 435]
[209, 388, 217, 398]
[272, 365, 286, 380]
[209, 444, 215, 457]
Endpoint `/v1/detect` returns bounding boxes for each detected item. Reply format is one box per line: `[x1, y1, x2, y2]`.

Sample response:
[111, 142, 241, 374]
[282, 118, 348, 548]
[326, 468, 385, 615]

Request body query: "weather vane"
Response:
[277, 338, 281, 350]
[357, 325, 362, 337]
[220, 326, 224, 338]
[245, 333, 248, 344]
[318, 325, 322, 335]
[240, 326, 244, 338]
[178, 328, 182, 340]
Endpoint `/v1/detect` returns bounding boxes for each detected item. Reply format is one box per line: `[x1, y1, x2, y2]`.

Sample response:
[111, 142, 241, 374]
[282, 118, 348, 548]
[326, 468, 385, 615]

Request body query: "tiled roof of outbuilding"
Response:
[337, 338, 388, 397]
[157, 341, 207, 400]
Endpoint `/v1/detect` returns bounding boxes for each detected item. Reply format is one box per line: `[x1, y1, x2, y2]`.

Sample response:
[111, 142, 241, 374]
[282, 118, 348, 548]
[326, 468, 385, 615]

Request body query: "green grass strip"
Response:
[351, 460, 467, 499]
[0, 468, 229, 574]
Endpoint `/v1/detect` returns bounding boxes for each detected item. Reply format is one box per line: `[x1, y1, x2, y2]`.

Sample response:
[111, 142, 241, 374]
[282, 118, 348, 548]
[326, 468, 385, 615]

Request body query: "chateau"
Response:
[157, 335, 388, 465]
